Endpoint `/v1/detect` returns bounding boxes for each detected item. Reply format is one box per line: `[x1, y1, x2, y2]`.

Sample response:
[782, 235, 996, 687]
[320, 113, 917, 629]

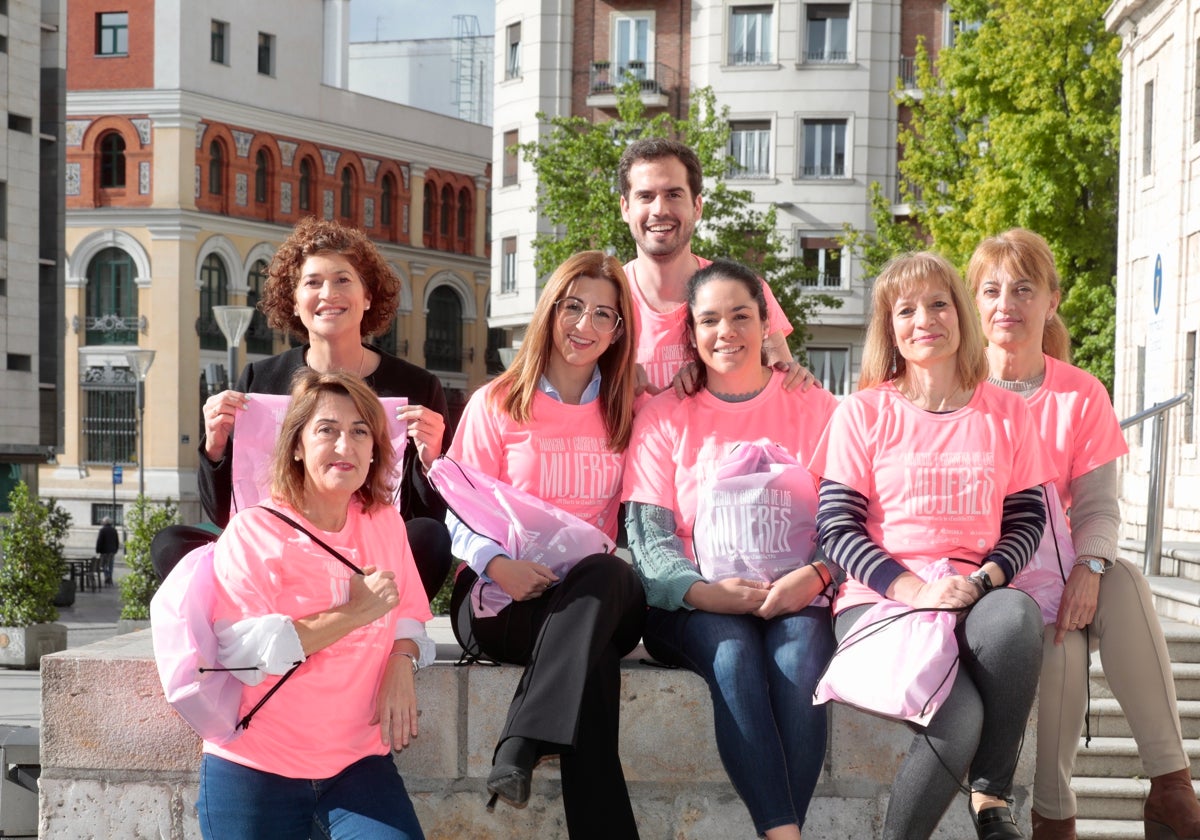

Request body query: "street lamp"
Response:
[212, 305, 256, 389]
[124, 348, 156, 502]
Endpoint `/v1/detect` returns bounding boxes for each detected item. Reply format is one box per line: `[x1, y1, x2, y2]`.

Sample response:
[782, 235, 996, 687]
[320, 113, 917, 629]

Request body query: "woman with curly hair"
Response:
[197, 216, 451, 600]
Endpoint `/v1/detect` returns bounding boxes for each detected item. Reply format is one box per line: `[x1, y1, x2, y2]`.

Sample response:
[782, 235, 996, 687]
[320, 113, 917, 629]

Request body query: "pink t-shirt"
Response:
[205, 500, 431, 779]
[447, 381, 625, 539]
[1026, 355, 1127, 510]
[624, 256, 794, 390]
[623, 371, 839, 560]
[809, 381, 1058, 613]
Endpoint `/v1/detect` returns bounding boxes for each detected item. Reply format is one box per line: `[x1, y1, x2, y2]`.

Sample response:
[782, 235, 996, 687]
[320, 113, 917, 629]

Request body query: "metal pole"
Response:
[112, 461, 116, 515]
[1144, 412, 1168, 576]
[137, 380, 145, 503]
[227, 342, 237, 391]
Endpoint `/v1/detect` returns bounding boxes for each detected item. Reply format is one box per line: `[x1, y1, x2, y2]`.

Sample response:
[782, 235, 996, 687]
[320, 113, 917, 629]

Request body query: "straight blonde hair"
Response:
[860, 251, 989, 391]
[966, 228, 1071, 362]
[488, 251, 638, 452]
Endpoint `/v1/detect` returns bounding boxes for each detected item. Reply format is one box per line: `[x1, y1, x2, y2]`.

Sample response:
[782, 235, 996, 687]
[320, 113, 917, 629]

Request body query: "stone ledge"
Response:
[40, 631, 1035, 839]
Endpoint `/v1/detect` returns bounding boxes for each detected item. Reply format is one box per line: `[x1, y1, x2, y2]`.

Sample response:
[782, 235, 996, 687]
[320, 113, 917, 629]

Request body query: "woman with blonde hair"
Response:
[446, 251, 646, 838]
[970, 228, 1200, 840]
[812, 251, 1054, 840]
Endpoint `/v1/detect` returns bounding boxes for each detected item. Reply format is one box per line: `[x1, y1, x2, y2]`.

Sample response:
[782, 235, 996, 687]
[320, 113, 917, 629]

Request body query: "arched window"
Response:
[423, 182, 435, 235]
[208, 140, 225, 196]
[198, 253, 229, 351]
[439, 184, 453, 237]
[380, 174, 395, 228]
[424, 286, 463, 371]
[340, 167, 353, 218]
[245, 259, 273, 355]
[99, 132, 126, 188]
[456, 187, 471, 244]
[85, 247, 137, 345]
[82, 249, 138, 463]
[254, 149, 269, 204]
[299, 158, 314, 213]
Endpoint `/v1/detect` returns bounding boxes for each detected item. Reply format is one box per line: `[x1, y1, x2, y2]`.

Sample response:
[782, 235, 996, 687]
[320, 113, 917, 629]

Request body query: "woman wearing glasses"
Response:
[446, 251, 646, 838]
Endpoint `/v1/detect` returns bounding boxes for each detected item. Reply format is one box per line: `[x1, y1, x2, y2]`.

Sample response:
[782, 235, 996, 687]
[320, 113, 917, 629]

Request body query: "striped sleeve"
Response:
[986, 486, 1047, 583]
[816, 480, 908, 597]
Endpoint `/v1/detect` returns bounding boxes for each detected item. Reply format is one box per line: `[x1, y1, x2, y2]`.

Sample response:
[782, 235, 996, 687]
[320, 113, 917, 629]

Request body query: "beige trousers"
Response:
[1033, 558, 1189, 818]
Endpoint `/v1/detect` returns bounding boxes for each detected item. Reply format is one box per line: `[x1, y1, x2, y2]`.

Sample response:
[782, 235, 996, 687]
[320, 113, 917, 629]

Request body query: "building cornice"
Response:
[66, 89, 490, 176]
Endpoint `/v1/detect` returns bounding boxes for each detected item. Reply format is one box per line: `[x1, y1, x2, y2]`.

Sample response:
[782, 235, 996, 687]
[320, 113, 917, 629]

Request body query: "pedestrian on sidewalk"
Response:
[96, 517, 119, 586]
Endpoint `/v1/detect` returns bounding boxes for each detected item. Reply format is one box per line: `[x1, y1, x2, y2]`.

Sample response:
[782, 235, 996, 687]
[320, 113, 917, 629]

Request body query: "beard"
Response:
[631, 214, 697, 259]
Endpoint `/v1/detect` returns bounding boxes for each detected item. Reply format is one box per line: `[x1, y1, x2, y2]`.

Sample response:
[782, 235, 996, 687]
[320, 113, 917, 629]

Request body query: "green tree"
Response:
[520, 82, 839, 358]
[0, 482, 72, 626]
[847, 0, 1120, 390]
[119, 495, 179, 620]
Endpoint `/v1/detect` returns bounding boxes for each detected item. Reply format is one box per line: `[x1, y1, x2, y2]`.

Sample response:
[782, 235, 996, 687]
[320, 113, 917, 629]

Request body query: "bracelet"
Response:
[390, 650, 419, 675]
[812, 561, 832, 588]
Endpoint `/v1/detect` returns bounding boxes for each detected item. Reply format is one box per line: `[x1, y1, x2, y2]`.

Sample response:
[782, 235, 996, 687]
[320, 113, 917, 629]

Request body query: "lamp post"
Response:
[124, 349, 156, 503]
[212, 305, 256, 389]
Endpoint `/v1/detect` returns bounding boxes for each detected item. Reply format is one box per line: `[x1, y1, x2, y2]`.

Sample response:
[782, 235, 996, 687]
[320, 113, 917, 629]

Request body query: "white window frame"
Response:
[500, 237, 517, 294]
[807, 346, 852, 396]
[611, 11, 656, 81]
[799, 117, 849, 179]
[803, 3, 850, 63]
[728, 120, 772, 178]
[796, 233, 846, 288]
[506, 22, 521, 80]
[728, 4, 775, 66]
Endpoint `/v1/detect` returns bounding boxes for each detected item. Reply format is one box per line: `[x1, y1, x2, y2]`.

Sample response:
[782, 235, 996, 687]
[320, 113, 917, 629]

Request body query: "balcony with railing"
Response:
[76, 312, 143, 347]
[898, 55, 919, 91]
[803, 48, 850, 64]
[587, 61, 671, 108]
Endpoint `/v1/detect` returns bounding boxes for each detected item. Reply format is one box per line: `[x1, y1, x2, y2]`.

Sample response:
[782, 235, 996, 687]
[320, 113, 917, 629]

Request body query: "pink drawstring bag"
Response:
[231, 394, 408, 513]
[427, 456, 615, 618]
[692, 440, 820, 583]
[1009, 484, 1075, 625]
[150, 541, 249, 744]
[813, 559, 961, 726]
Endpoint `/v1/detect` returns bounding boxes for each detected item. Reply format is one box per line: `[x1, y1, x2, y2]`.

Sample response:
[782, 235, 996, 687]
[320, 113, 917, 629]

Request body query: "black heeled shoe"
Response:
[485, 737, 539, 811]
[970, 799, 1024, 840]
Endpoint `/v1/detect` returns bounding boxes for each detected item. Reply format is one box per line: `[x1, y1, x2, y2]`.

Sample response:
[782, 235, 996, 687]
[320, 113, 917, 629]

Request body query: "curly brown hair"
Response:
[260, 217, 401, 340]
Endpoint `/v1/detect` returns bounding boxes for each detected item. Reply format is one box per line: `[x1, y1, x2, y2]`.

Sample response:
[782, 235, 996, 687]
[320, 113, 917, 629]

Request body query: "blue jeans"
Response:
[197, 753, 424, 840]
[643, 605, 835, 836]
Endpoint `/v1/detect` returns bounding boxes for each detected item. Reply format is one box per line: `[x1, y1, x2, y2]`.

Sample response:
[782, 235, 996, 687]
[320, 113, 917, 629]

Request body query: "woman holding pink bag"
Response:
[445, 251, 645, 838]
[811, 251, 1054, 840]
[622, 259, 840, 840]
[968, 228, 1200, 840]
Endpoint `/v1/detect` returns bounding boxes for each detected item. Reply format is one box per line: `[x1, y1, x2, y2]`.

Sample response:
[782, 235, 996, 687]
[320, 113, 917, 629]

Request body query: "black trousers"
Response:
[404, 516, 452, 602]
[451, 553, 646, 840]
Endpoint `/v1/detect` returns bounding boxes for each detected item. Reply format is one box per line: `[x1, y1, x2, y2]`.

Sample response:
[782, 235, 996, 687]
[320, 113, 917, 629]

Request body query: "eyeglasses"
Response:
[553, 297, 623, 334]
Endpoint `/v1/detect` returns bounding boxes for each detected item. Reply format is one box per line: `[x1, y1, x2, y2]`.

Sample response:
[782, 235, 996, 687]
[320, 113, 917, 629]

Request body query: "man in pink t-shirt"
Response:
[617, 139, 796, 393]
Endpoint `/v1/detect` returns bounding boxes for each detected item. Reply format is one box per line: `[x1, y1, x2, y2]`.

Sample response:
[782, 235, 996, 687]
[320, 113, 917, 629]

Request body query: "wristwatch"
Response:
[1075, 557, 1107, 576]
[968, 569, 995, 593]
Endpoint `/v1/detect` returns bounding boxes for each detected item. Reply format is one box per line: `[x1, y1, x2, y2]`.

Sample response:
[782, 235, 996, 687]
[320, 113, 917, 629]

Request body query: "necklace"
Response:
[356, 344, 366, 377]
[709, 368, 770, 402]
[896, 380, 972, 412]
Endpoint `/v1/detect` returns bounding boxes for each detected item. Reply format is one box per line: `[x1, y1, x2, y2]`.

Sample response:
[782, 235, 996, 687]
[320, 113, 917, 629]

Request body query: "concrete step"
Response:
[1147, 577, 1200, 626]
[1074, 776, 1152, 822]
[1160, 617, 1200, 663]
[1073, 736, 1200, 778]
[1076, 817, 1145, 839]
[1084, 699, 1200, 739]
[1075, 775, 1200, 822]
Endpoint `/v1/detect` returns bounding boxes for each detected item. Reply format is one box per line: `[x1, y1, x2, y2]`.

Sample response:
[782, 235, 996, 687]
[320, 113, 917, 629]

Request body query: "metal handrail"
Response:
[1120, 392, 1192, 574]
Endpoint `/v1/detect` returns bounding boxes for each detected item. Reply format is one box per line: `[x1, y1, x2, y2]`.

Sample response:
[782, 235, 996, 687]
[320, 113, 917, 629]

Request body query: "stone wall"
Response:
[39, 632, 1036, 838]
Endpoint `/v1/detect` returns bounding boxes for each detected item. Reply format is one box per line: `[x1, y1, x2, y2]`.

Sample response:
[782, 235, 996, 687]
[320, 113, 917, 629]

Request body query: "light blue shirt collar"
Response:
[538, 366, 602, 404]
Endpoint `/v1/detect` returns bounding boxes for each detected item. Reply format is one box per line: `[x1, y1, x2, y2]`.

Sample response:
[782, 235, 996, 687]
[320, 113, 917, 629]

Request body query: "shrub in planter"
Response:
[0, 482, 71, 627]
[119, 496, 179, 621]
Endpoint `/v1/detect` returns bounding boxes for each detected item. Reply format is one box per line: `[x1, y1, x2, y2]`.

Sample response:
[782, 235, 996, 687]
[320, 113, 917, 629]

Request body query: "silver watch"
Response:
[1075, 557, 1106, 575]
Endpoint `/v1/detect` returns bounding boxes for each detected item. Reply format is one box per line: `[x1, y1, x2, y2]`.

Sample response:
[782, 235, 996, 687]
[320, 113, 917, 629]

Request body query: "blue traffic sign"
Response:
[112, 465, 123, 485]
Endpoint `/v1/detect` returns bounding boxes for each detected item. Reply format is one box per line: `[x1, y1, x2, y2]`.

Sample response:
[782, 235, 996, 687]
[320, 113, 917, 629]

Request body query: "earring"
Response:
[293, 454, 301, 462]
[890, 346, 898, 376]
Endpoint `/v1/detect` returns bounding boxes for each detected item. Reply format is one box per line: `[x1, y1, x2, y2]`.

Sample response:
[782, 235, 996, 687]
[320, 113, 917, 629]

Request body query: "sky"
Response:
[349, 0, 495, 42]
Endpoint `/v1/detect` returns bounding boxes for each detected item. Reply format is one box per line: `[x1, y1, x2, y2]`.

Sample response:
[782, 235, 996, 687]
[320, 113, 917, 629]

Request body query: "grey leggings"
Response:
[835, 587, 1043, 840]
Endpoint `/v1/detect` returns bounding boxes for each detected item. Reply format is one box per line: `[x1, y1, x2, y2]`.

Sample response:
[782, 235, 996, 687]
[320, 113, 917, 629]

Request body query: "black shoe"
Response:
[970, 800, 1024, 840]
[485, 737, 538, 810]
